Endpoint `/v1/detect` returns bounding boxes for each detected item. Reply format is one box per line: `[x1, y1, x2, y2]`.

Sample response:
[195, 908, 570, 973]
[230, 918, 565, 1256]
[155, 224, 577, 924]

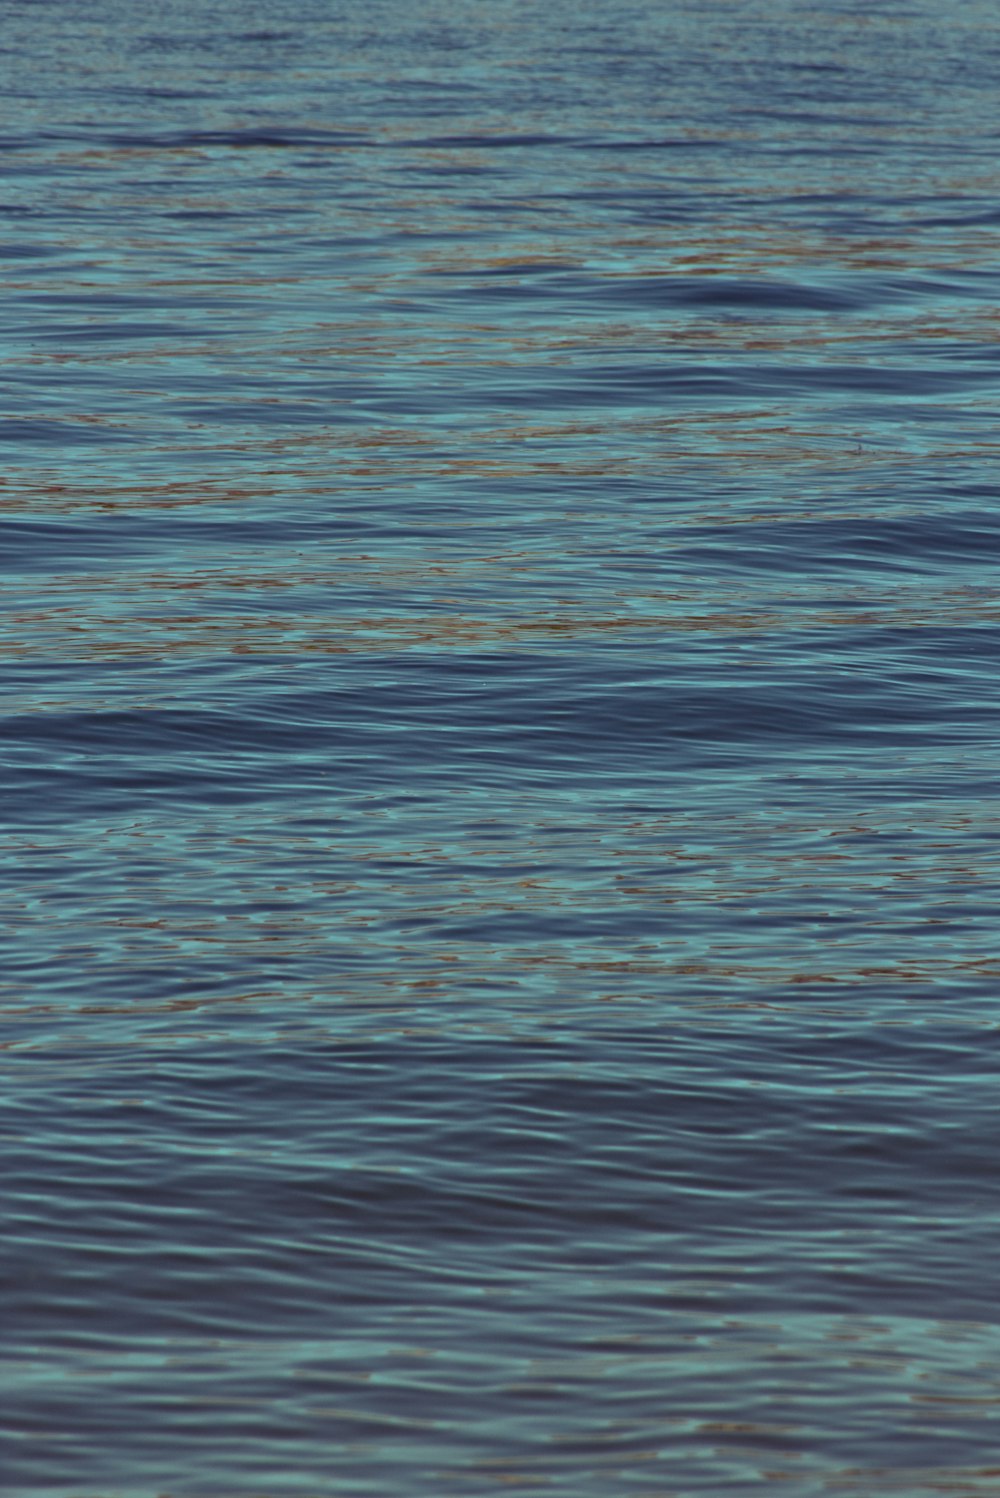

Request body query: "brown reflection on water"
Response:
[6, 575, 1000, 665]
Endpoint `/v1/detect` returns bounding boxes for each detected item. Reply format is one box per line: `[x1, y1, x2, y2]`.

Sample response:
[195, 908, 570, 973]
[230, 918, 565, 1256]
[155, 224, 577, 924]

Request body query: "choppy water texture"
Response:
[5, 1, 1000, 1492]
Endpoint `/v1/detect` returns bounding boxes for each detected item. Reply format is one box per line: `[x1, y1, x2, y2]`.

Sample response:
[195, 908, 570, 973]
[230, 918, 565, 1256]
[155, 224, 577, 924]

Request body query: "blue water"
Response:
[5, 1, 1000, 1492]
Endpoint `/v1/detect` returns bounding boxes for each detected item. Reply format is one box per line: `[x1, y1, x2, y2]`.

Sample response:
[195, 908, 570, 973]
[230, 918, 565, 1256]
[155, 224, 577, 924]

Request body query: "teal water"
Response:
[5, 1, 1000, 1493]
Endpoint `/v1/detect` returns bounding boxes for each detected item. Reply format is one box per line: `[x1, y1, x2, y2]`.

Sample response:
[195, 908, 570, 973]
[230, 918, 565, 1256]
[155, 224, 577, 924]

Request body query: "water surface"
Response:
[5, 1, 1000, 1493]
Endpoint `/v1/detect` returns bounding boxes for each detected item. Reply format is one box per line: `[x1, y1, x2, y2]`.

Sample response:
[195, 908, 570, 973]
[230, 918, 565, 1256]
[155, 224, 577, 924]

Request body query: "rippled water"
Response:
[6, 1, 1000, 1492]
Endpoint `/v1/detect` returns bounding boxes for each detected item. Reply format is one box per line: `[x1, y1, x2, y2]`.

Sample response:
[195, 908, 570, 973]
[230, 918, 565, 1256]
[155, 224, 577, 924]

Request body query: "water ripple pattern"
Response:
[5, 1, 1000, 1493]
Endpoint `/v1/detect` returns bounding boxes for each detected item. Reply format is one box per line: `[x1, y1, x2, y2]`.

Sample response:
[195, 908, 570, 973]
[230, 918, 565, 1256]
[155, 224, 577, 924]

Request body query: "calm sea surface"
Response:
[5, 1, 1000, 1493]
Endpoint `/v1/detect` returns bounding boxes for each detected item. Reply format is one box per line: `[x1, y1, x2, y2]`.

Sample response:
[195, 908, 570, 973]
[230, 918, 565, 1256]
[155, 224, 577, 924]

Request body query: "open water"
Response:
[5, 1, 1000, 1493]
